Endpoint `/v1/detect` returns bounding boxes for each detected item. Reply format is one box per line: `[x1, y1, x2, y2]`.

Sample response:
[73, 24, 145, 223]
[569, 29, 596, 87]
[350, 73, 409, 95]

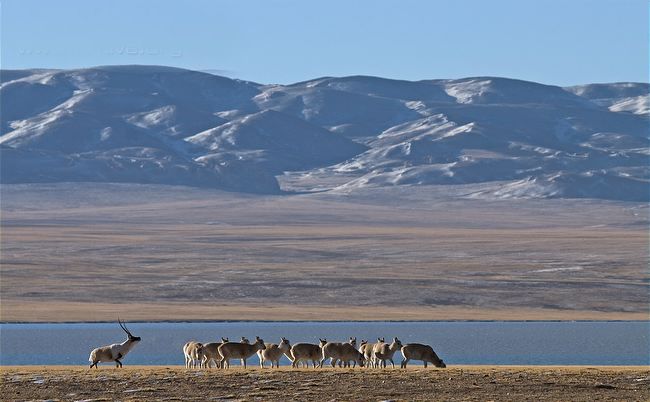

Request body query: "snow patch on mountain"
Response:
[567, 82, 649, 115]
[609, 95, 649, 115]
[186, 110, 366, 173]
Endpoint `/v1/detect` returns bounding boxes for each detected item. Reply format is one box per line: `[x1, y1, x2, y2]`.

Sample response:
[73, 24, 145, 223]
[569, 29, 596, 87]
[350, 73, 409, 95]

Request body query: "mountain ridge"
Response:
[1, 65, 647, 201]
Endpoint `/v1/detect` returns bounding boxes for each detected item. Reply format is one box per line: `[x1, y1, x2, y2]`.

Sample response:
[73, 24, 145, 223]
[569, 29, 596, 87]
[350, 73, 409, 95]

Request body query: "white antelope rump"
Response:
[400, 343, 446, 368]
[218, 336, 266, 368]
[359, 337, 383, 368]
[257, 337, 292, 368]
[373, 337, 402, 368]
[182, 341, 205, 369]
[88, 319, 141, 368]
[290, 339, 327, 368]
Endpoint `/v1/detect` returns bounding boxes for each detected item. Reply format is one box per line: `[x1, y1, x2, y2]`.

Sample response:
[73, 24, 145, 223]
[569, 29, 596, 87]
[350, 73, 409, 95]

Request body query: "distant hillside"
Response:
[1, 66, 647, 200]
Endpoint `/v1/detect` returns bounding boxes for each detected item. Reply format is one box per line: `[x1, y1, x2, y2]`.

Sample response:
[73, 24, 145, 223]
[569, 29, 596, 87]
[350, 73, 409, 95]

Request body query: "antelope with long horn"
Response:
[89, 318, 141, 368]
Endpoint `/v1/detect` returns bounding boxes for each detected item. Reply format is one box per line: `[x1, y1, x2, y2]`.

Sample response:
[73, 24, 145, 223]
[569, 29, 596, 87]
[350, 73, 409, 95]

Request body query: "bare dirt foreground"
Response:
[1, 366, 649, 402]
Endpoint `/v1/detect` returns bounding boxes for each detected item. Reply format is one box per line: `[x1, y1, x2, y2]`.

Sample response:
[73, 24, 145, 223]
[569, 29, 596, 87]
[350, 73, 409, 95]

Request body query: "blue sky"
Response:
[1, 0, 647, 85]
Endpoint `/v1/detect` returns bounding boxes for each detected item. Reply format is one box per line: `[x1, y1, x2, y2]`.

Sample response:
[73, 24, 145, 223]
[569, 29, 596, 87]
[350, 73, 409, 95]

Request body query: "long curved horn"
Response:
[118, 317, 132, 337]
[123, 321, 133, 337]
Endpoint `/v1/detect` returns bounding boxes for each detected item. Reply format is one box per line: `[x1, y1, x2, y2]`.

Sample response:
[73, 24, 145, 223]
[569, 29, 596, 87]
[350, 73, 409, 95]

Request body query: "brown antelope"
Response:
[320, 338, 364, 368]
[89, 319, 141, 368]
[257, 337, 291, 368]
[400, 343, 446, 368]
[200, 337, 229, 368]
[291, 339, 327, 368]
[373, 337, 403, 368]
[218, 336, 266, 368]
[340, 337, 362, 368]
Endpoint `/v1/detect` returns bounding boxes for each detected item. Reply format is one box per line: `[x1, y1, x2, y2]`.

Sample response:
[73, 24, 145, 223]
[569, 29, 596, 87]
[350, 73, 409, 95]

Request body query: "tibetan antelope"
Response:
[88, 319, 141, 368]
[320, 338, 364, 368]
[360, 337, 383, 368]
[400, 343, 446, 368]
[373, 337, 402, 368]
[183, 341, 206, 368]
[290, 339, 327, 368]
[257, 337, 292, 368]
[218, 336, 266, 369]
[201, 337, 229, 368]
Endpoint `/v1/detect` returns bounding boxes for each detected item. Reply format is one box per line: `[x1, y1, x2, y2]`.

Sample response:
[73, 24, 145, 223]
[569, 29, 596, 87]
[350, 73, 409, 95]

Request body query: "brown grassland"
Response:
[2, 365, 649, 401]
[1, 183, 648, 322]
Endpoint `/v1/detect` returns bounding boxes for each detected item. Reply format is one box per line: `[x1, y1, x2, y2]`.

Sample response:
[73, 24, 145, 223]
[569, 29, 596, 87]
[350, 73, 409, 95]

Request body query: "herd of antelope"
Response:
[89, 320, 446, 369]
[184, 336, 446, 370]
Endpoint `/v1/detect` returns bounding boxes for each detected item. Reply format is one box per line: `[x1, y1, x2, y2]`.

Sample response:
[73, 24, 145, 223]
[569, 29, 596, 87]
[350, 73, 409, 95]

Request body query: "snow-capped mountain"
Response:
[1, 65, 647, 200]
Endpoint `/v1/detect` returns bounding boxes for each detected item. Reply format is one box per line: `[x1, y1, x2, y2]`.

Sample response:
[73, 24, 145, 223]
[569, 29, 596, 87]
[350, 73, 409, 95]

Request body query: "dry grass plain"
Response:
[1, 183, 648, 321]
[2, 365, 649, 401]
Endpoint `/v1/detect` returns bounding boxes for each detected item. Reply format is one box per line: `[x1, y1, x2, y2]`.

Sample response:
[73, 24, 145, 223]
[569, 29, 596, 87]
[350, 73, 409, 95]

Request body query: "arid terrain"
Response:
[1, 365, 649, 401]
[1, 183, 648, 322]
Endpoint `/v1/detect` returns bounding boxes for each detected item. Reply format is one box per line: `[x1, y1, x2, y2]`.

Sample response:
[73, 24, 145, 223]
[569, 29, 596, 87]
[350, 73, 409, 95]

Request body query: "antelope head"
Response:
[279, 337, 291, 351]
[118, 318, 141, 342]
[255, 336, 266, 350]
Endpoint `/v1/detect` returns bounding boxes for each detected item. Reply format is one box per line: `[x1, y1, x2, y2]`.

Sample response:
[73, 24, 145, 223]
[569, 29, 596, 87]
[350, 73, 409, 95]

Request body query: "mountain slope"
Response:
[566, 83, 649, 115]
[1, 65, 647, 200]
[187, 109, 366, 173]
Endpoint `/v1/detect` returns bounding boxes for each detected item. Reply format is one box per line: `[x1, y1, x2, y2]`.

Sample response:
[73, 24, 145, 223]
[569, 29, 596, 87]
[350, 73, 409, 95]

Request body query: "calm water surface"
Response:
[1, 321, 648, 366]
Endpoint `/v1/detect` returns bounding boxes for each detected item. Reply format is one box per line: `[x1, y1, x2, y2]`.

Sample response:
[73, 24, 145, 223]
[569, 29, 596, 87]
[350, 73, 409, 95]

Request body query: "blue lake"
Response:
[0, 321, 648, 366]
